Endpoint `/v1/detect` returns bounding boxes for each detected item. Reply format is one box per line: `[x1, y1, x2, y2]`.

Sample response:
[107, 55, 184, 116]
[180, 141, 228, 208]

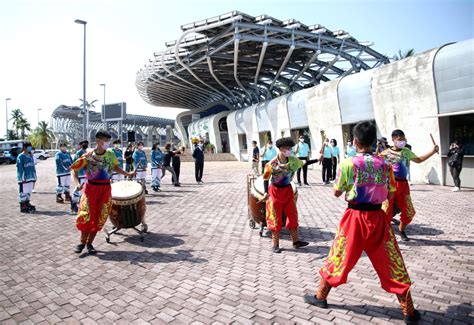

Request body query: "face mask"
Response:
[82, 145, 88, 150]
[114, 144, 120, 149]
[284, 149, 293, 157]
[138, 146, 144, 150]
[26, 146, 33, 153]
[268, 145, 273, 148]
[299, 139, 304, 143]
[395, 140, 406, 149]
[331, 143, 335, 147]
[102, 141, 111, 149]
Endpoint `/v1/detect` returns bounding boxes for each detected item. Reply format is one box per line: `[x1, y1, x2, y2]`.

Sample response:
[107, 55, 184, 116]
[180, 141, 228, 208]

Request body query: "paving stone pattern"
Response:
[0, 159, 473, 324]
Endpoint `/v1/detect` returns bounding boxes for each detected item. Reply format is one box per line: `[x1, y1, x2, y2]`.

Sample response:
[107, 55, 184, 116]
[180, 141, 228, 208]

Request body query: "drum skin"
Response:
[109, 182, 146, 229]
[247, 176, 297, 225]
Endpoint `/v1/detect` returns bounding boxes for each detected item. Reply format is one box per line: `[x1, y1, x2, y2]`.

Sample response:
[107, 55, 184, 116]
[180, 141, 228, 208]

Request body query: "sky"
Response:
[0, 0, 472, 136]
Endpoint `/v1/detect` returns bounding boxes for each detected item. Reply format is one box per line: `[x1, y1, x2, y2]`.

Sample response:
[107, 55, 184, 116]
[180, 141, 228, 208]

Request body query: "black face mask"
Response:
[82, 145, 88, 150]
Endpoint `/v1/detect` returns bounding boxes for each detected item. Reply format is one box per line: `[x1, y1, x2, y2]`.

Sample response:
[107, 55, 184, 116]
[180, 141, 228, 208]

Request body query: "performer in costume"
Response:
[261, 137, 309, 253]
[151, 143, 163, 191]
[380, 129, 438, 241]
[110, 139, 124, 182]
[16, 142, 37, 213]
[304, 121, 420, 324]
[162, 143, 180, 187]
[71, 131, 136, 255]
[133, 142, 148, 194]
[71, 140, 88, 214]
[55, 143, 73, 203]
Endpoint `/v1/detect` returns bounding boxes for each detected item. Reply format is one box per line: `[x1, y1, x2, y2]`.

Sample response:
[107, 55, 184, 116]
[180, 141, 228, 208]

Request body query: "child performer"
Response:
[261, 137, 309, 253]
[133, 142, 148, 194]
[380, 129, 438, 241]
[304, 121, 420, 324]
[16, 142, 37, 213]
[71, 140, 88, 214]
[110, 139, 124, 182]
[55, 143, 73, 203]
[71, 131, 135, 255]
[151, 143, 163, 192]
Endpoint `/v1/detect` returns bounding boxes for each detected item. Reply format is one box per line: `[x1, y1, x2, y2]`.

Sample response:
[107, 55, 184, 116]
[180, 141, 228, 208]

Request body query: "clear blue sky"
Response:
[0, 0, 472, 135]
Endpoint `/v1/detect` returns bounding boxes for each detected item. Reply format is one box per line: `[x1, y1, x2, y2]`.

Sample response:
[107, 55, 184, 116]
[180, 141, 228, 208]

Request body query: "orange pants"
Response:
[320, 208, 412, 295]
[265, 185, 298, 231]
[384, 180, 416, 225]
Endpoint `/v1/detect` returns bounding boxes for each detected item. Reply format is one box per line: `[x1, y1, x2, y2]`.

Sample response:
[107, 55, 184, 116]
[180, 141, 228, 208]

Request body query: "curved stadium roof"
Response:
[136, 11, 390, 110]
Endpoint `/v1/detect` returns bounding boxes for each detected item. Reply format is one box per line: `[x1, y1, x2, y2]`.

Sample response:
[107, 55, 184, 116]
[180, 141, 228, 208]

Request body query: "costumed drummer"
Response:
[71, 131, 136, 255]
[55, 143, 73, 204]
[304, 121, 420, 324]
[261, 137, 309, 253]
[133, 141, 148, 194]
[16, 142, 37, 213]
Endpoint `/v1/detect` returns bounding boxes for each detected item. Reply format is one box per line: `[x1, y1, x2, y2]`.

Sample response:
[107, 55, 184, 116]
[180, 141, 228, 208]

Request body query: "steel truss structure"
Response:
[137, 11, 390, 110]
[51, 105, 175, 144]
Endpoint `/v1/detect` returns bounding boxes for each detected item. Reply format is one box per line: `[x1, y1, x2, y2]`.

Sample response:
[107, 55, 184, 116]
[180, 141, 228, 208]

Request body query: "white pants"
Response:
[72, 177, 87, 204]
[19, 182, 35, 202]
[151, 167, 163, 188]
[56, 174, 71, 194]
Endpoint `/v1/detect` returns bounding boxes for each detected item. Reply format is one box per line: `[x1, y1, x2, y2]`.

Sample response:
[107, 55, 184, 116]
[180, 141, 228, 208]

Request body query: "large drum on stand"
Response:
[247, 175, 297, 236]
[105, 180, 147, 243]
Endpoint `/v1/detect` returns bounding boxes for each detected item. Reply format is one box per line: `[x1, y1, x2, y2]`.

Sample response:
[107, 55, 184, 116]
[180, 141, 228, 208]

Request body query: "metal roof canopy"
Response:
[136, 11, 389, 110]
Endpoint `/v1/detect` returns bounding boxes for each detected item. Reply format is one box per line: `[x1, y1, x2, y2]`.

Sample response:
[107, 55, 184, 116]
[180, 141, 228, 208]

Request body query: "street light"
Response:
[5, 98, 11, 140]
[100, 83, 106, 130]
[75, 19, 87, 141]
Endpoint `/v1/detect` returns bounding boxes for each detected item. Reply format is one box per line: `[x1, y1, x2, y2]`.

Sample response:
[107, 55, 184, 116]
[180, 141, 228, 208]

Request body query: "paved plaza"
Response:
[0, 158, 473, 324]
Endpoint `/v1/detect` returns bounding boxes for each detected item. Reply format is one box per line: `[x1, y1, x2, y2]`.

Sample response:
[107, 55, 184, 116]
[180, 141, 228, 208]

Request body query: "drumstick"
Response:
[430, 133, 439, 154]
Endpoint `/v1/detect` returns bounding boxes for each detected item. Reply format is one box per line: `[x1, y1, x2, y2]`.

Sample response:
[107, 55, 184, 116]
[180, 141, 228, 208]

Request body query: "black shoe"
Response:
[56, 194, 64, 203]
[86, 244, 97, 255]
[152, 186, 158, 192]
[145, 189, 149, 194]
[304, 182, 310, 186]
[272, 246, 282, 253]
[403, 310, 420, 324]
[293, 240, 309, 248]
[174, 183, 181, 187]
[26, 202, 36, 211]
[303, 294, 328, 308]
[74, 244, 85, 253]
[20, 204, 31, 213]
[400, 231, 410, 241]
[298, 182, 302, 186]
[392, 218, 401, 225]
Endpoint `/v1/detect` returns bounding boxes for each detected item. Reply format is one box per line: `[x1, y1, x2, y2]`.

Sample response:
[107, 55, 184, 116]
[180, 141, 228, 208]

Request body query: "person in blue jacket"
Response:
[133, 142, 148, 194]
[151, 143, 163, 191]
[110, 139, 124, 182]
[55, 143, 73, 203]
[16, 142, 37, 213]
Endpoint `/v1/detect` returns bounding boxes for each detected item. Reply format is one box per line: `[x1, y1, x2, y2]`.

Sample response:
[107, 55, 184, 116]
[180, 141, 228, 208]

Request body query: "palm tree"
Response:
[393, 49, 415, 61]
[28, 121, 55, 149]
[79, 99, 98, 111]
[10, 108, 24, 138]
[17, 116, 31, 139]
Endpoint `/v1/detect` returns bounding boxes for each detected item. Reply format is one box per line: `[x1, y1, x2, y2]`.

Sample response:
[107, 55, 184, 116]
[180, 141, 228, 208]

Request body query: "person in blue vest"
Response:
[71, 140, 88, 213]
[192, 141, 205, 184]
[133, 142, 148, 194]
[293, 136, 311, 186]
[260, 140, 277, 173]
[55, 143, 73, 203]
[16, 142, 37, 213]
[110, 139, 124, 182]
[151, 143, 163, 191]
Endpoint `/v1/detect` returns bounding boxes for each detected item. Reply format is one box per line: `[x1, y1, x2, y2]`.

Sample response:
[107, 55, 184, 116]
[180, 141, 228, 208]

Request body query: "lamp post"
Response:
[5, 98, 11, 140]
[75, 19, 87, 142]
[100, 83, 106, 130]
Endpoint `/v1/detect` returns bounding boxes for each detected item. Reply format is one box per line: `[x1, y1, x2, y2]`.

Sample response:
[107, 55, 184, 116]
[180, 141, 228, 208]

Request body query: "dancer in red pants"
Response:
[304, 121, 420, 324]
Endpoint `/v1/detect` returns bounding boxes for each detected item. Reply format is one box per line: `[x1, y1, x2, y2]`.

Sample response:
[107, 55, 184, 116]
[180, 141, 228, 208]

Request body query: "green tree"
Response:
[393, 49, 415, 61]
[16, 116, 31, 139]
[79, 99, 98, 111]
[28, 121, 55, 149]
[5, 130, 19, 140]
[10, 108, 24, 138]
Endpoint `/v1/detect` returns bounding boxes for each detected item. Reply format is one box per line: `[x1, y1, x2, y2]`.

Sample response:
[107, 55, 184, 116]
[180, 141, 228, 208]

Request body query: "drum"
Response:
[247, 175, 297, 235]
[109, 181, 146, 229]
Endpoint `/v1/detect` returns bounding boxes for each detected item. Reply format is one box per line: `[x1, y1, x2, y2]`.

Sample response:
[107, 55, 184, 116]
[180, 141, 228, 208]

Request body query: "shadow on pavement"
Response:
[35, 210, 70, 217]
[392, 223, 444, 237]
[322, 301, 473, 324]
[95, 249, 207, 264]
[125, 232, 186, 249]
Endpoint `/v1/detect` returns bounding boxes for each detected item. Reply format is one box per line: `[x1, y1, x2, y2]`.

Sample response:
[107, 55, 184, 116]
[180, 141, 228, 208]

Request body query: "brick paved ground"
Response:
[0, 159, 473, 324]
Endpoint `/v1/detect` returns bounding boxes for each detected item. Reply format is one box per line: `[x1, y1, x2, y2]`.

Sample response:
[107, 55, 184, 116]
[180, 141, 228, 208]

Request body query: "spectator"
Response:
[251, 141, 260, 175]
[162, 143, 180, 187]
[330, 139, 340, 182]
[260, 141, 277, 174]
[124, 143, 134, 172]
[294, 136, 311, 186]
[171, 143, 182, 185]
[320, 138, 333, 185]
[222, 139, 228, 153]
[345, 140, 356, 158]
[448, 140, 465, 192]
[192, 141, 205, 184]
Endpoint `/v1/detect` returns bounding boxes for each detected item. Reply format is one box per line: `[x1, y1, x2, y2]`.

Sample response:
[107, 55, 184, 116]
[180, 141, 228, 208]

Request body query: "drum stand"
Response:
[247, 174, 266, 237]
[105, 224, 146, 243]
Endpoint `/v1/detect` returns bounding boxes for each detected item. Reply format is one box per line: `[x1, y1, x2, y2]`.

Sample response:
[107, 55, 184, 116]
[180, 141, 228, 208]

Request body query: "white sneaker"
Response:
[452, 187, 460, 192]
